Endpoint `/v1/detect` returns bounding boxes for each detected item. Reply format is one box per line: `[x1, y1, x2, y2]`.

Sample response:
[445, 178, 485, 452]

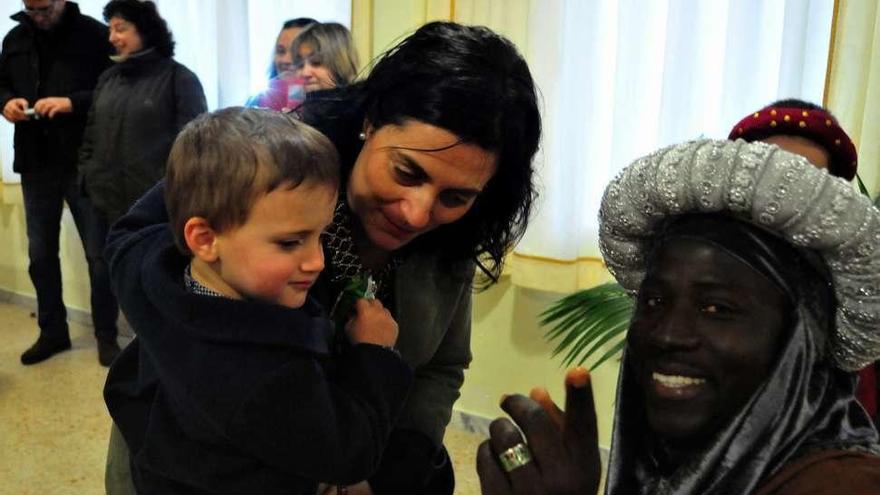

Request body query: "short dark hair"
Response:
[283, 17, 317, 30]
[300, 22, 541, 284]
[165, 107, 340, 255]
[103, 0, 175, 58]
[765, 98, 828, 113]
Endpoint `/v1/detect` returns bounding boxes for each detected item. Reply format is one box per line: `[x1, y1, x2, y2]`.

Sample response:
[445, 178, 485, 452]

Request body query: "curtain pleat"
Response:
[825, 0, 880, 196]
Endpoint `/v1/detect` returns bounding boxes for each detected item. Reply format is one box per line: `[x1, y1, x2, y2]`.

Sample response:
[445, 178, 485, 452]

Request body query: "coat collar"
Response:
[140, 231, 334, 356]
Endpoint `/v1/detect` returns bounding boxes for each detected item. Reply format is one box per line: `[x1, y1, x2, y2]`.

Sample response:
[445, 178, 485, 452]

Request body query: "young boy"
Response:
[103, 107, 412, 494]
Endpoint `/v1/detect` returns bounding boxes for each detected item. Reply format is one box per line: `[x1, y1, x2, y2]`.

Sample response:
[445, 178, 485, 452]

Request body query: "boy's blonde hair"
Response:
[165, 107, 339, 254]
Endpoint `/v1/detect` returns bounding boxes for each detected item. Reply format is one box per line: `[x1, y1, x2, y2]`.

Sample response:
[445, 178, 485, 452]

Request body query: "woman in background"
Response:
[270, 17, 316, 78]
[246, 18, 324, 110]
[292, 22, 359, 93]
[78, 0, 206, 224]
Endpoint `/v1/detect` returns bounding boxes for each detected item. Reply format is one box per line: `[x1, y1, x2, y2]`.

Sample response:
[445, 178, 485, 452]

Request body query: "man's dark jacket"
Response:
[0, 2, 111, 175]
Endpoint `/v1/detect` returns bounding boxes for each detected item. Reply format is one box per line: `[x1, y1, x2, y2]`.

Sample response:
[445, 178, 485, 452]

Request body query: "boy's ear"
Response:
[183, 217, 219, 263]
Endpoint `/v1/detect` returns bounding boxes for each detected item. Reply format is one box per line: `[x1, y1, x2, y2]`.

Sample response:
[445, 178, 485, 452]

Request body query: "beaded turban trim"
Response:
[728, 106, 858, 180]
[598, 139, 880, 371]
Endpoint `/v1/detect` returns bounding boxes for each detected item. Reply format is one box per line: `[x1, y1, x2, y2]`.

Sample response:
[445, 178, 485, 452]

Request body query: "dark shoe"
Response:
[98, 338, 121, 367]
[20, 337, 72, 365]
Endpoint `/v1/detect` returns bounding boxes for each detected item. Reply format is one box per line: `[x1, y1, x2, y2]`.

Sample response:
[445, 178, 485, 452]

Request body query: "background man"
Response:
[0, 0, 119, 366]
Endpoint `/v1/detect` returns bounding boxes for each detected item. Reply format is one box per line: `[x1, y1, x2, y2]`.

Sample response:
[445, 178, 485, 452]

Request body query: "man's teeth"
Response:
[652, 372, 706, 388]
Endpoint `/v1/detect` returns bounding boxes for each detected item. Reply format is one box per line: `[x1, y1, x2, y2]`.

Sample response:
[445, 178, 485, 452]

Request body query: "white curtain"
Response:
[514, 0, 833, 275]
[0, 0, 351, 183]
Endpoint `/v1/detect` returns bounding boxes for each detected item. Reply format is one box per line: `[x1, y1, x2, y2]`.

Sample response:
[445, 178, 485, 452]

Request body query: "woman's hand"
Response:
[476, 368, 602, 495]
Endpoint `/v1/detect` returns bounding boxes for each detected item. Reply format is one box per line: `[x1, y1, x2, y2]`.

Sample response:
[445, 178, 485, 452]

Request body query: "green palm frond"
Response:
[855, 174, 880, 209]
[857, 174, 871, 198]
[539, 282, 635, 370]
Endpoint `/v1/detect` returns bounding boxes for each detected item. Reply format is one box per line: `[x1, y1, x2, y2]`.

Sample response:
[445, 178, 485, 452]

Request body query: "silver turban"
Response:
[598, 138, 880, 371]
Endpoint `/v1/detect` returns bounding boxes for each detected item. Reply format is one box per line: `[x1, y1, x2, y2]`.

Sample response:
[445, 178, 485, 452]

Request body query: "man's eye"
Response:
[637, 294, 661, 310]
[701, 302, 737, 315]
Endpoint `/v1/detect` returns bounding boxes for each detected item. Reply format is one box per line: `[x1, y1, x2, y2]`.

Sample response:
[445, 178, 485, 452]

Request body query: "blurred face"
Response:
[274, 26, 303, 75]
[295, 44, 336, 92]
[213, 181, 337, 309]
[108, 16, 144, 56]
[23, 0, 65, 30]
[763, 135, 830, 170]
[628, 238, 788, 449]
[347, 120, 497, 253]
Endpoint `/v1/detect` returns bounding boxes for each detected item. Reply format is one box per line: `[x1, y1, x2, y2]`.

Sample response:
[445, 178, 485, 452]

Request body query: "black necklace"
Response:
[323, 199, 401, 303]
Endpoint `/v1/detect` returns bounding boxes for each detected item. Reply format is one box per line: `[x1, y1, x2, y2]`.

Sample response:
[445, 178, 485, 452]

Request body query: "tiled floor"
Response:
[0, 301, 486, 494]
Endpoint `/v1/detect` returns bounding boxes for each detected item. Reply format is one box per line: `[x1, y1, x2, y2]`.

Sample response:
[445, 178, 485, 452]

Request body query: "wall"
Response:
[464, 278, 620, 448]
[0, 185, 92, 313]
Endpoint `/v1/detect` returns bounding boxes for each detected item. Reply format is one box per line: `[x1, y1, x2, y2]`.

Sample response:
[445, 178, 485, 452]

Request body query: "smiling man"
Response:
[0, 1, 119, 365]
[630, 226, 790, 461]
[478, 139, 880, 495]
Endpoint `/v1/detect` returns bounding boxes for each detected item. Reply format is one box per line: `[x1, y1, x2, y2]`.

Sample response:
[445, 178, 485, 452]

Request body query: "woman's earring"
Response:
[358, 131, 366, 141]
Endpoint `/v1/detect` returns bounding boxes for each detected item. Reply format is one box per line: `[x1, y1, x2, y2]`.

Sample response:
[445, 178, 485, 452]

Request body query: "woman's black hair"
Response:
[103, 0, 175, 58]
[300, 22, 541, 286]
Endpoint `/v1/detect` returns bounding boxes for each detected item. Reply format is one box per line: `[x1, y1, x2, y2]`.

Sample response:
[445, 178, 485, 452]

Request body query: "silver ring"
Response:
[498, 442, 533, 472]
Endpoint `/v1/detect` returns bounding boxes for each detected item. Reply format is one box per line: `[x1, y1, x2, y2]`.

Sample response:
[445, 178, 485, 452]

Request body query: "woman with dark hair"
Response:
[295, 24, 537, 493]
[298, 21, 539, 284]
[78, 0, 206, 224]
[105, 20, 540, 495]
[477, 139, 880, 494]
[292, 22, 359, 93]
